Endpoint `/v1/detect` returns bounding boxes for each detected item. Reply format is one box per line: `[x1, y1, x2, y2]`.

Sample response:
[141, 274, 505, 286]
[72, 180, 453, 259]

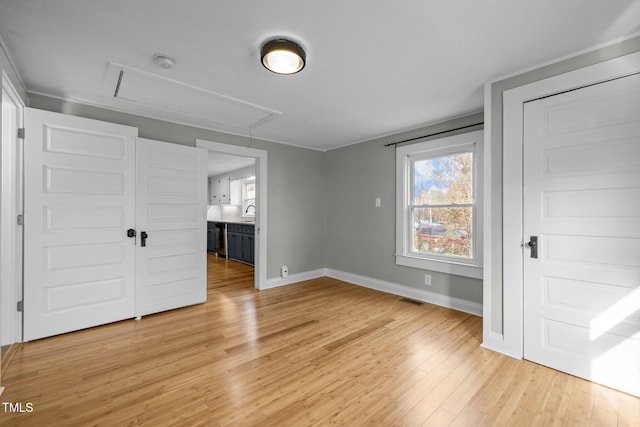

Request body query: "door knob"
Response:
[140, 231, 148, 247]
[127, 228, 136, 238]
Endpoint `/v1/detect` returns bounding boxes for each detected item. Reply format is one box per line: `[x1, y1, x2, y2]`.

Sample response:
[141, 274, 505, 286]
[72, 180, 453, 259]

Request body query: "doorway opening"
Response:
[196, 139, 267, 291]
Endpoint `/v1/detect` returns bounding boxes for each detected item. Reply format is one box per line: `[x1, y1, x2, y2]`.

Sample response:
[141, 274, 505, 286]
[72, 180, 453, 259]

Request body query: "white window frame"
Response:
[242, 176, 256, 217]
[395, 130, 483, 279]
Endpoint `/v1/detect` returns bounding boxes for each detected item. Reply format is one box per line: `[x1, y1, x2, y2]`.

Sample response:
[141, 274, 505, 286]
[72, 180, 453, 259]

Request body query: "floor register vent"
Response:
[399, 298, 424, 306]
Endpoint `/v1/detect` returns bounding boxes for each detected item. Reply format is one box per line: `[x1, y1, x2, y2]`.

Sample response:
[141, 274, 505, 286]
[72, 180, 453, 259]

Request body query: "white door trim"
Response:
[1, 71, 25, 345]
[501, 50, 640, 358]
[195, 139, 267, 290]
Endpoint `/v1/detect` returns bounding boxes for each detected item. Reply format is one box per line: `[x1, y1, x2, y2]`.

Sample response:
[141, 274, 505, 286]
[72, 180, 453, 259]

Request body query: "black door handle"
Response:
[140, 231, 148, 247]
[526, 236, 538, 259]
[127, 228, 136, 238]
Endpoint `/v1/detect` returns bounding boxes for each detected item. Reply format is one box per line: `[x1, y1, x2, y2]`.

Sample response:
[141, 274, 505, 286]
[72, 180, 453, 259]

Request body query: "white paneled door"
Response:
[523, 73, 640, 396]
[135, 138, 207, 316]
[23, 110, 208, 341]
[23, 108, 137, 341]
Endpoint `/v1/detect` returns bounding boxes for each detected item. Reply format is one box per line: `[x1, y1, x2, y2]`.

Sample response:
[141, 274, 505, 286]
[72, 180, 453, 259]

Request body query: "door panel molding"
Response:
[522, 76, 640, 396]
[134, 138, 207, 317]
[23, 108, 137, 341]
[500, 50, 640, 360]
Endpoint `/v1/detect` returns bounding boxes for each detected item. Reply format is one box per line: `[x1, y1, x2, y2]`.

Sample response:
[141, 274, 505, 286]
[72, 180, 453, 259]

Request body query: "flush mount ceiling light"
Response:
[153, 53, 176, 69]
[261, 38, 306, 75]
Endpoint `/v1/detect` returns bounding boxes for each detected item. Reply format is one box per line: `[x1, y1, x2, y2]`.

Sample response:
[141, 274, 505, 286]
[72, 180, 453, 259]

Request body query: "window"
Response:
[395, 130, 483, 279]
[242, 176, 256, 217]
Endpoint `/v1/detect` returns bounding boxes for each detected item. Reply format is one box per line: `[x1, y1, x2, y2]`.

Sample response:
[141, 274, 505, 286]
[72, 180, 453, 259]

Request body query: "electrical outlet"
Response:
[375, 197, 381, 207]
[424, 274, 431, 286]
[281, 265, 289, 278]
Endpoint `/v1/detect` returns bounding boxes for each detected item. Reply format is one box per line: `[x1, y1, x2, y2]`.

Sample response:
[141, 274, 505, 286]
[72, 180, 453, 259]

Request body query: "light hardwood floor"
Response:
[1, 255, 638, 426]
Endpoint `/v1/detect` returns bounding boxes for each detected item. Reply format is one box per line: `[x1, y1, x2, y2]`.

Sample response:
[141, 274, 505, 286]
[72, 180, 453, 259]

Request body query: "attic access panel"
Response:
[104, 63, 281, 131]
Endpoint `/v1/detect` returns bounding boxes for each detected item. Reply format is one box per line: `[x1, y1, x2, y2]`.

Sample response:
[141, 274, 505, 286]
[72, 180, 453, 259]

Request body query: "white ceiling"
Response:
[1, 1, 639, 151]
[207, 152, 254, 177]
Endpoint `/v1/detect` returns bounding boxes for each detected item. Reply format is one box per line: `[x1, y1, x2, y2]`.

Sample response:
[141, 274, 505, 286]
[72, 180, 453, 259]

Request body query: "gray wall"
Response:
[29, 34, 640, 318]
[30, 93, 485, 306]
[486, 35, 640, 334]
[324, 113, 485, 305]
[29, 94, 328, 280]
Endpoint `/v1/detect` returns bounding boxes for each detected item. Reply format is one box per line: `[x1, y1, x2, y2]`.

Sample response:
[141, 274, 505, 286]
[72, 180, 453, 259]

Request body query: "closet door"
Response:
[23, 108, 137, 341]
[135, 138, 207, 317]
[523, 73, 640, 397]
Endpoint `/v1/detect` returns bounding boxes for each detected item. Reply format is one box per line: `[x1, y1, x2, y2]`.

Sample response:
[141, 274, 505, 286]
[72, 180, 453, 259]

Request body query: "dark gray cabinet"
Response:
[228, 228, 242, 260]
[227, 224, 254, 266]
[207, 222, 216, 253]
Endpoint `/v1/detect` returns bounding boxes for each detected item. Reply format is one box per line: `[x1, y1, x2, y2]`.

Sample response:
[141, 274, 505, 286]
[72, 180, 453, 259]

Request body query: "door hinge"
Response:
[17, 214, 23, 226]
[17, 301, 23, 312]
[17, 128, 25, 139]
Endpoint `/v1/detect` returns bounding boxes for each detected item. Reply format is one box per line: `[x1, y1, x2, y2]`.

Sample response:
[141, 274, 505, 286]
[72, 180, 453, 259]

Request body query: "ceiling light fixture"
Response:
[153, 53, 176, 69]
[261, 38, 306, 75]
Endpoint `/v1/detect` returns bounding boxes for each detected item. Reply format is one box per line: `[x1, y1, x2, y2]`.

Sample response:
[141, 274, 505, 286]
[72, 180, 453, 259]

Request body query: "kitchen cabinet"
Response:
[227, 223, 254, 266]
[207, 222, 216, 253]
[230, 179, 241, 205]
[209, 176, 230, 204]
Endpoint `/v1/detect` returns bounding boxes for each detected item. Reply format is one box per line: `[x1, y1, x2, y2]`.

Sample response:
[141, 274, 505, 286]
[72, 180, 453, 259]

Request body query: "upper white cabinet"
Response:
[209, 176, 230, 204]
[230, 179, 242, 205]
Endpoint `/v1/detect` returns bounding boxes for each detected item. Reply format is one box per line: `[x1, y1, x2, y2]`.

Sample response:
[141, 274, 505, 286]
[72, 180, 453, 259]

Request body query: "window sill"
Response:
[395, 254, 483, 279]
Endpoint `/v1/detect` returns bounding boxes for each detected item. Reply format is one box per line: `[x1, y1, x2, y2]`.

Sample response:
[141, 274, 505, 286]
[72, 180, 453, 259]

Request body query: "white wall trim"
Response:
[485, 31, 640, 87]
[259, 267, 483, 316]
[329, 107, 483, 151]
[326, 269, 482, 316]
[263, 269, 327, 290]
[196, 139, 268, 291]
[502, 50, 640, 359]
[0, 33, 28, 103]
[1, 73, 25, 346]
[29, 90, 327, 153]
[481, 78, 502, 352]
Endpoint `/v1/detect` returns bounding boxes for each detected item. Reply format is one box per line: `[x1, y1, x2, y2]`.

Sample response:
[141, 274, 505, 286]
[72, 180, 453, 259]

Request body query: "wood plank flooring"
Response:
[1, 254, 638, 426]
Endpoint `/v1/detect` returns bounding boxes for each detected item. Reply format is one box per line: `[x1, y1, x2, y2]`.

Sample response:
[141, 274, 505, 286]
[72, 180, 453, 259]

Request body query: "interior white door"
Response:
[523, 73, 640, 396]
[23, 108, 137, 341]
[135, 138, 207, 317]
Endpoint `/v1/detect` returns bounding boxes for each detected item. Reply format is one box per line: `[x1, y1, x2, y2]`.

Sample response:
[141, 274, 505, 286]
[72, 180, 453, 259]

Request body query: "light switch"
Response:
[375, 197, 381, 207]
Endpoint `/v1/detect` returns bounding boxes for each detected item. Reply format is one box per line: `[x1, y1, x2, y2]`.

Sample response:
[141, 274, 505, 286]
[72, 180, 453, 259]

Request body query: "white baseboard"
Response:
[261, 267, 483, 316]
[325, 269, 483, 316]
[261, 268, 327, 290]
[481, 330, 509, 354]
[480, 329, 523, 359]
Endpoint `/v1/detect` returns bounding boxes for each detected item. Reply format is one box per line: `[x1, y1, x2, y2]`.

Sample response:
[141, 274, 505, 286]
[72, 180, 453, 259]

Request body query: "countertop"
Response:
[208, 220, 255, 226]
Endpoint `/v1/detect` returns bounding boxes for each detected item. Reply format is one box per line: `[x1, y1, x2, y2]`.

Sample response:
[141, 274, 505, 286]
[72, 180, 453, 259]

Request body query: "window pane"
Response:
[246, 182, 256, 199]
[412, 152, 473, 205]
[411, 207, 473, 258]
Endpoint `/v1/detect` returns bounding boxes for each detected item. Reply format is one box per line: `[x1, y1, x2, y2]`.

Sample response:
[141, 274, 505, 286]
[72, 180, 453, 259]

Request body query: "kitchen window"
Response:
[395, 130, 483, 279]
[243, 176, 256, 217]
